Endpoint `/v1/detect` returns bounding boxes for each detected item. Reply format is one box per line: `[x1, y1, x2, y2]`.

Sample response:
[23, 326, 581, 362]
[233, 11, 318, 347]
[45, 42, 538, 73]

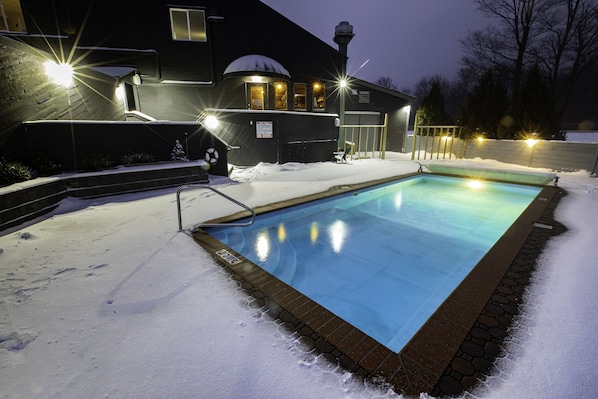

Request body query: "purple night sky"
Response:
[261, 0, 491, 90]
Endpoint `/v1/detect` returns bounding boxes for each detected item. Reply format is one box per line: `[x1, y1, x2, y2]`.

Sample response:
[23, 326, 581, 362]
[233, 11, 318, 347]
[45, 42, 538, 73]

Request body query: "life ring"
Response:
[204, 147, 219, 165]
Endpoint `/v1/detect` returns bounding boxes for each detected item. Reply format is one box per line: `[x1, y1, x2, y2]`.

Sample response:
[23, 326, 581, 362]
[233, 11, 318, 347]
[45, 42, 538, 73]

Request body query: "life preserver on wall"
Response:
[204, 147, 219, 165]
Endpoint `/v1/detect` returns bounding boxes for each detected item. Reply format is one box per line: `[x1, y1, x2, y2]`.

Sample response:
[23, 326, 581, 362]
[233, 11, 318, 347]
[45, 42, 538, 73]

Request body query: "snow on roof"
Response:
[90, 66, 136, 78]
[223, 54, 290, 78]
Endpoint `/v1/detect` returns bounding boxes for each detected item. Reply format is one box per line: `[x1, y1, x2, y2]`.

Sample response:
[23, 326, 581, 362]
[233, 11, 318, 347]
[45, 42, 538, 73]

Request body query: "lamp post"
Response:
[334, 21, 354, 151]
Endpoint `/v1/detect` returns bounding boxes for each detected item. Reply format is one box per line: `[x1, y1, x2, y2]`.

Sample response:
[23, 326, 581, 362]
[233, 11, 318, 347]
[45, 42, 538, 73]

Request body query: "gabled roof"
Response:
[350, 77, 416, 103]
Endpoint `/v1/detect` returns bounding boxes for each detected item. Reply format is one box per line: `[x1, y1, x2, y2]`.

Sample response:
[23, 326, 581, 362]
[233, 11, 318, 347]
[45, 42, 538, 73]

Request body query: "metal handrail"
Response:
[176, 184, 255, 231]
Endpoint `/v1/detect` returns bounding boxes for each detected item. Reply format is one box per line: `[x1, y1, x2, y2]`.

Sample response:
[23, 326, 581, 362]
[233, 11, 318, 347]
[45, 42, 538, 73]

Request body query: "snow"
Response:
[1, 153, 597, 398]
[223, 54, 291, 78]
[566, 131, 598, 143]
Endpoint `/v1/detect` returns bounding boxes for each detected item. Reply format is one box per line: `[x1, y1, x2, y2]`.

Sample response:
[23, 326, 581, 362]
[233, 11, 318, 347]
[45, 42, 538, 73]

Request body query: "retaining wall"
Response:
[1, 162, 208, 232]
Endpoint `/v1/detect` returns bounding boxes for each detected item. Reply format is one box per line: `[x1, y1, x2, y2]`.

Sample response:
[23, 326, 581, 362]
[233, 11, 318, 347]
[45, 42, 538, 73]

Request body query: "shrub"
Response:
[30, 153, 62, 176]
[0, 158, 31, 186]
[82, 152, 113, 171]
[123, 149, 155, 165]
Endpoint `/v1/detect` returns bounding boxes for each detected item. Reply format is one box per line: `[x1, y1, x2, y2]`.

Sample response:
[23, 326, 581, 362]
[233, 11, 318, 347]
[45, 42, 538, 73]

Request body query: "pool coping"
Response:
[191, 172, 562, 396]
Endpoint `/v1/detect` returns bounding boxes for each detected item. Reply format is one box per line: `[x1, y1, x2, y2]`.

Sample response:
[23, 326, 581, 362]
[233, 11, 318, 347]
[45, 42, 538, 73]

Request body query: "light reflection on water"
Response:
[207, 175, 541, 352]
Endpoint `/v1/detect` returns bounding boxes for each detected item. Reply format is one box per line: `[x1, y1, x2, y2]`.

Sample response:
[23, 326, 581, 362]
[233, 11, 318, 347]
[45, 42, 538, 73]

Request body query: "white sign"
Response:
[256, 121, 273, 138]
[215, 248, 242, 265]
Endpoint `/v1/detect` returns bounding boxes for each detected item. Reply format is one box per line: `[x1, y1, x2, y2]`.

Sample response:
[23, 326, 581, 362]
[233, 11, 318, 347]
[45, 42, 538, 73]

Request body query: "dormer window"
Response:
[169, 8, 206, 41]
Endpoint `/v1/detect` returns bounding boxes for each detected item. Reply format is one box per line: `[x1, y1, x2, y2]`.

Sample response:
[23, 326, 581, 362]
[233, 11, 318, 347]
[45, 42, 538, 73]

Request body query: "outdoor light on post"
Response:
[334, 21, 354, 150]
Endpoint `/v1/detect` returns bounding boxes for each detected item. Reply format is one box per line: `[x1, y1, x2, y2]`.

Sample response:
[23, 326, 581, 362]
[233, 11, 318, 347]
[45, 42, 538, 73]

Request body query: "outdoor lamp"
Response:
[205, 115, 219, 129]
[44, 61, 73, 87]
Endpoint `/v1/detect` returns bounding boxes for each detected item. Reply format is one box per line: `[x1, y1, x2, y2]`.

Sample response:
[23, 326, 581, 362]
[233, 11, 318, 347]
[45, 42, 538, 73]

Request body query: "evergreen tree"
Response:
[170, 140, 188, 161]
[415, 79, 452, 126]
[511, 66, 561, 139]
[459, 71, 509, 139]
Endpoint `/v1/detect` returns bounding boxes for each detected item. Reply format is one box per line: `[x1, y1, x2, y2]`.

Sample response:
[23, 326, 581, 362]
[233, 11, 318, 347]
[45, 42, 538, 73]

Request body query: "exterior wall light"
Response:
[44, 61, 73, 87]
[115, 84, 125, 100]
[339, 79, 348, 88]
[250, 76, 263, 83]
[477, 136, 485, 142]
[525, 138, 538, 147]
[205, 115, 219, 129]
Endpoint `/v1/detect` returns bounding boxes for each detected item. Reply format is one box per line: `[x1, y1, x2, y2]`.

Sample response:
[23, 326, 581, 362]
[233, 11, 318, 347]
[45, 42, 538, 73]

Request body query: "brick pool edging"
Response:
[191, 173, 564, 397]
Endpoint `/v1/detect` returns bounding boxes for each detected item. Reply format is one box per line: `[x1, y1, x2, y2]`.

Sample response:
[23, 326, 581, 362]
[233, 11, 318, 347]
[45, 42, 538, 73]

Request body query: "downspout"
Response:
[205, 14, 224, 88]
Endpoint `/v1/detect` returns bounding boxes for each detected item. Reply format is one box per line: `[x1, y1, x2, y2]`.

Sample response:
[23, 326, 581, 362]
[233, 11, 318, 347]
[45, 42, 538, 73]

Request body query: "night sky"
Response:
[261, 0, 491, 91]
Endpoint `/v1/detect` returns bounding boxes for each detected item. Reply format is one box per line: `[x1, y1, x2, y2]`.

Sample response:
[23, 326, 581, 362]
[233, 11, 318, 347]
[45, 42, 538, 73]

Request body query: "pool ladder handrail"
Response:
[176, 184, 255, 232]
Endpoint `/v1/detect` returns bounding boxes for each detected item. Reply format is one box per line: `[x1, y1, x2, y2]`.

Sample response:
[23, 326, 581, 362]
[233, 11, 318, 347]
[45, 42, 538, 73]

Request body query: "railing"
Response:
[176, 184, 255, 232]
[342, 114, 388, 161]
[411, 125, 465, 160]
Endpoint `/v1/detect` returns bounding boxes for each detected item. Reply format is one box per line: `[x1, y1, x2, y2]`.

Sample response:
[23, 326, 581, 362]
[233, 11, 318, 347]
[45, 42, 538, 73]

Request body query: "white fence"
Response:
[407, 126, 598, 175]
[342, 114, 389, 160]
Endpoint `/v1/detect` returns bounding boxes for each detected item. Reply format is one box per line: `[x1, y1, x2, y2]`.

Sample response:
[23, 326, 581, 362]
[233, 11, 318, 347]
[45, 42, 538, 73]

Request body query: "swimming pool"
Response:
[205, 175, 542, 352]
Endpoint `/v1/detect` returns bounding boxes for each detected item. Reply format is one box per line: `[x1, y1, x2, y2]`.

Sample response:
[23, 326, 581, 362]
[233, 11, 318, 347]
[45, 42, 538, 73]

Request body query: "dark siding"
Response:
[0, 36, 124, 148]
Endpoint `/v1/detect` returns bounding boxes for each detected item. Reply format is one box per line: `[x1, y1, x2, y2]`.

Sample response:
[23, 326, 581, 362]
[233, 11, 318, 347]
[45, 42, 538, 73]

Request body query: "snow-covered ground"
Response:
[565, 131, 598, 143]
[1, 153, 597, 398]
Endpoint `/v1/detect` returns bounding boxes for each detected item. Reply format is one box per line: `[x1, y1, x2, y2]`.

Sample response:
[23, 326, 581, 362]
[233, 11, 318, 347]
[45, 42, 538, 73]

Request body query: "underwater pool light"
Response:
[468, 180, 484, 189]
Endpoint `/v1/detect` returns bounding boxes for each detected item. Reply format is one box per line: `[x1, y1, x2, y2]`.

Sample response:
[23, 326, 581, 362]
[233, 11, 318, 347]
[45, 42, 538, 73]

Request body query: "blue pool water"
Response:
[206, 175, 542, 352]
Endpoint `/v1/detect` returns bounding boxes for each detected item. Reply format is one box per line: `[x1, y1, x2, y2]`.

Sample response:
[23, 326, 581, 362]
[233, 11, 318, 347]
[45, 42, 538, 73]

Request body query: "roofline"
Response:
[258, 1, 342, 57]
[349, 77, 416, 103]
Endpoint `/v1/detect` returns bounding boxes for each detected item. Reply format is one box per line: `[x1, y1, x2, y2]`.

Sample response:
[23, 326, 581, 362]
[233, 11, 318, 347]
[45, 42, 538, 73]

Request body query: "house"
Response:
[0, 0, 414, 172]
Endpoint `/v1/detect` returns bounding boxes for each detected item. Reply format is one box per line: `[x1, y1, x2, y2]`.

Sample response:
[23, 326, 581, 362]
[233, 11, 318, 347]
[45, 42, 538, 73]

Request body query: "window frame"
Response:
[0, 0, 27, 32]
[247, 83, 268, 110]
[312, 82, 326, 111]
[169, 8, 207, 42]
[274, 82, 288, 110]
[293, 83, 307, 111]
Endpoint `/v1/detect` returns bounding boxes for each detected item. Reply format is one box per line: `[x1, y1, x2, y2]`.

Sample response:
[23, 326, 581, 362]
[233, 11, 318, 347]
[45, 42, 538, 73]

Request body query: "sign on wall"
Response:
[256, 121, 273, 138]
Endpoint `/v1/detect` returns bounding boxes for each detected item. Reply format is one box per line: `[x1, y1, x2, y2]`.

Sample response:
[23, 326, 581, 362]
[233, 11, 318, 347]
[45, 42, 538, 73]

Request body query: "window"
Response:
[274, 82, 287, 110]
[294, 83, 306, 110]
[313, 83, 325, 110]
[0, 0, 27, 32]
[359, 91, 370, 104]
[248, 84, 266, 110]
[170, 8, 206, 41]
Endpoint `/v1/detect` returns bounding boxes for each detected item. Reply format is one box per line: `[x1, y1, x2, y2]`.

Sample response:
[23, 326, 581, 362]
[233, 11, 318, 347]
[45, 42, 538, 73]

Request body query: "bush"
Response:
[123, 149, 155, 165]
[30, 153, 62, 176]
[0, 158, 31, 186]
[82, 152, 114, 171]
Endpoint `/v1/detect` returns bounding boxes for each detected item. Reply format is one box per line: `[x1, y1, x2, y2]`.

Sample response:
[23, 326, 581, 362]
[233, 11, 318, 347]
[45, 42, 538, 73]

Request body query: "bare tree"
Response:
[536, 0, 598, 113]
[460, 0, 598, 130]
[374, 76, 398, 90]
[462, 0, 553, 92]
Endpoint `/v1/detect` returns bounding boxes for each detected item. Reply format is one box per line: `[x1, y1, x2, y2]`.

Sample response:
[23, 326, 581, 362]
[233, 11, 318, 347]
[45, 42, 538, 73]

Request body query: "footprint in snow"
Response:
[0, 331, 37, 351]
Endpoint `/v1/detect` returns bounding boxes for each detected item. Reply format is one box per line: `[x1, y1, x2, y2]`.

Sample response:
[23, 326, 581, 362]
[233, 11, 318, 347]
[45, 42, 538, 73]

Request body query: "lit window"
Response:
[275, 82, 287, 110]
[294, 83, 306, 110]
[0, 0, 27, 32]
[170, 8, 206, 41]
[249, 84, 265, 110]
[313, 83, 325, 110]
